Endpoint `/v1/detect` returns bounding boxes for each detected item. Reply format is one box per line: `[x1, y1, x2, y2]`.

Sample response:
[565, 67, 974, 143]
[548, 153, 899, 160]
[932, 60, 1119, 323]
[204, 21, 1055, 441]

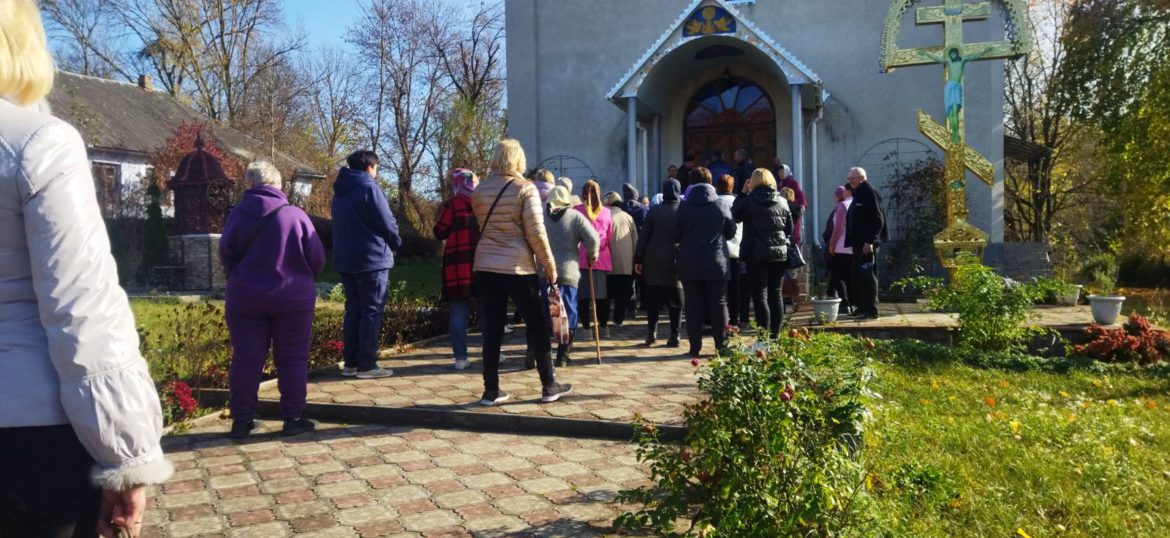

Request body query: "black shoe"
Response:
[541, 383, 573, 403]
[643, 334, 657, 347]
[282, 416, 316, 437]
[480, 390, 511, 406]
[555, 342, 569, 367]
[229, 420, 254, 439]
[524, 350, 536, 371]
[666, 336, 681, 348]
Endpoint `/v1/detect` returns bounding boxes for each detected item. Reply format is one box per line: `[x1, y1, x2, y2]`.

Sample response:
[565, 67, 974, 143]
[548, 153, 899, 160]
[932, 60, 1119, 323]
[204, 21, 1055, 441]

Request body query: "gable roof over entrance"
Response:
[607, 0, 823, 102]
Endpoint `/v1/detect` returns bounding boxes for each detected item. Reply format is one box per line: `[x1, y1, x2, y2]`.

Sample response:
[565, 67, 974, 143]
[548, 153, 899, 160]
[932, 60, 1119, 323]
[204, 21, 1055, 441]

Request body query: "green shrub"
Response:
[1030, 276, 1079, 305]
[617, 332, 875, 537]
[896, 262, 1040, 352]
[328, 283, 346, 303]
[139, 301, 231, 389]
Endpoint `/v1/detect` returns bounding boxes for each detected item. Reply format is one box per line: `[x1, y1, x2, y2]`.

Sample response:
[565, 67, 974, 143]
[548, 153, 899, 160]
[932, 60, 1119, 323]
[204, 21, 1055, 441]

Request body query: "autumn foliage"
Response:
[1074, 314, 1170, 365]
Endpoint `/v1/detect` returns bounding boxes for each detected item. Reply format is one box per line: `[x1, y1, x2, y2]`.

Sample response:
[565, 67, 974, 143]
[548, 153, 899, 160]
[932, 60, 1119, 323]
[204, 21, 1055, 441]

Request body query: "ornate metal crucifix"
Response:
[881, 0, 1032, 272]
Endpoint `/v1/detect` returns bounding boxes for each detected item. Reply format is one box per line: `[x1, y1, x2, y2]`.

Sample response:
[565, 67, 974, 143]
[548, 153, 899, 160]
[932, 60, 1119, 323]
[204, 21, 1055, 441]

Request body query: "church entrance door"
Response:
[684, 76, 776, 175]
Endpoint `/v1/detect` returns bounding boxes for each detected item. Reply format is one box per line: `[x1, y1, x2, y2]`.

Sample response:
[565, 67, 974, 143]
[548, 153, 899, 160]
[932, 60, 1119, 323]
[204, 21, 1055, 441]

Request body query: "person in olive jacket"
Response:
[675, 168, 738, 357]
[634, 179, 684, 347]
[732, 168, 794, 337]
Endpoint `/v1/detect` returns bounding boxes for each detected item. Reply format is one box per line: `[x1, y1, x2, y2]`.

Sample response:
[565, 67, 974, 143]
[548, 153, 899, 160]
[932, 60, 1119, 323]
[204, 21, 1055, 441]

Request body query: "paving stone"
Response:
[433, 489, 487, 509]
[378, 484, 431, 503]
[316, 480, 369, 498]
[210, 473, 256, 490]
[228, 521, 290, 537]
[276, 500, 333, 520]
[517, 477, 571, 495]
[336, 505, 399, 526]
[167, 516, 225, 537]
[400, 509, 463, 532]
[492, 494, 552, 516]
[162, 491, 213, 508]
[228, 509, 275, 527]
[460, 472, 512, 489]
[169, 503, 215, 521]
[291, 513, 338, 533]
[218, 495, 270, 514]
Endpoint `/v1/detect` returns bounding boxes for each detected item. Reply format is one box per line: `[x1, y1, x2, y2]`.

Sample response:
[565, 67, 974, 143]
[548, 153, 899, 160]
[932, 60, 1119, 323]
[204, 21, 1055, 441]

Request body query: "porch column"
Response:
[810, 116, 821, 247]
[627, 97, 638, 187]
[789, 84, 804, 183]
[790, 84, 805, 242]
[652, 114, 662, 195]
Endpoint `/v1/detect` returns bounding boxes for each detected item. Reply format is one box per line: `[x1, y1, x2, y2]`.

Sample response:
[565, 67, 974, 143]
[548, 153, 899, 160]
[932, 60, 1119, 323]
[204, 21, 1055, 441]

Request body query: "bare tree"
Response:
[41, 0, 132, 79]
[350, 0, 448, 216]
[1002, 0, 1096, 243]
[305, 48, 362, 168]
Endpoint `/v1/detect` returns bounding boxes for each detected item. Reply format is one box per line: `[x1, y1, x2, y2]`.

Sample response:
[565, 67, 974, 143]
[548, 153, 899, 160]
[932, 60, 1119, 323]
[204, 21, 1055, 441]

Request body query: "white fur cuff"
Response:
[92, 456, 175, 491]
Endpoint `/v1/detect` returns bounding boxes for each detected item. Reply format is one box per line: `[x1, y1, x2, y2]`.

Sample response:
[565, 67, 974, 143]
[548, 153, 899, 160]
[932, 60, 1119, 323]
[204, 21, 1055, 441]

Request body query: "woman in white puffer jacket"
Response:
[0, 2, 172, 536]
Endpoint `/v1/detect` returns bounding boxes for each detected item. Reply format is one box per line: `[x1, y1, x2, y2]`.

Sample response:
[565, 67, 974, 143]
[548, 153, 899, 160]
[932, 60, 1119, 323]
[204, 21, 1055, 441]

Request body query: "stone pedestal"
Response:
[168, 234, 224, 291]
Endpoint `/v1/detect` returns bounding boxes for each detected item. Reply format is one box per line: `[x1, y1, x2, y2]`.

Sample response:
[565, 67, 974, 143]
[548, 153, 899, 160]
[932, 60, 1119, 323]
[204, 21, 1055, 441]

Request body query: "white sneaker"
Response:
[454, 359, 470, 371]
[341, 367, 357, 377]
[503, 324, 514, 334]
[355, 367, 394, 379]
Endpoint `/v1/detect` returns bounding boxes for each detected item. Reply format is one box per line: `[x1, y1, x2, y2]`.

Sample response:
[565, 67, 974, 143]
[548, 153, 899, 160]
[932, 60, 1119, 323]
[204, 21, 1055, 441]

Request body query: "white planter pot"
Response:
[811, 297, 843, 324]
[1058, 285, 1083, 306]
[1088, 295, 1126, 325]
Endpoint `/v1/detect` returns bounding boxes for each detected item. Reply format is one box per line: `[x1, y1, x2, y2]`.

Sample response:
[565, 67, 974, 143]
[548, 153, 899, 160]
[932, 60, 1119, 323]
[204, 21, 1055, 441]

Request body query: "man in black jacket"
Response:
[732, 148, 754, 195]
[844, 167, 887, 319]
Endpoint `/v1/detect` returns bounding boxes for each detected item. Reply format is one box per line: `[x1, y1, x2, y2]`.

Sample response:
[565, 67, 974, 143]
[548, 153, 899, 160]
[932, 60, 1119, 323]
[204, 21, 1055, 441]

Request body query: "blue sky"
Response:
[284, 0, 364, 52]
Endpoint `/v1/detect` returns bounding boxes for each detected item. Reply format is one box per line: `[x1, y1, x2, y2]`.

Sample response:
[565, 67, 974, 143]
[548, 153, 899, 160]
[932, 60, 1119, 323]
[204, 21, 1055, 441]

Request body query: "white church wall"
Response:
[506, 0, 1009, 241]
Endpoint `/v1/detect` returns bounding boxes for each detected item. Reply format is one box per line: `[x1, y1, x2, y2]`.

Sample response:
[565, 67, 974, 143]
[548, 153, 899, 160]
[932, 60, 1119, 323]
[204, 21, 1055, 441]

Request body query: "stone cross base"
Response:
[167, 234, 225, 291]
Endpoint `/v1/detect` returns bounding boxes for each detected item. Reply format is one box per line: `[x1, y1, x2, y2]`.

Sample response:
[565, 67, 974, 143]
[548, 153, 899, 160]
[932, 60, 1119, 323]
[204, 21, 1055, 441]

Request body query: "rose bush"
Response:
[617, 332, 876, 537]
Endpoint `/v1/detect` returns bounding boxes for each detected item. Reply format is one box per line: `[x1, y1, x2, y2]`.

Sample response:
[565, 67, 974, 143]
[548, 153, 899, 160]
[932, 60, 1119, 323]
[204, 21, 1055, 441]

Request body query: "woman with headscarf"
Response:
[826, 183, 854, 314]
[733, 168, 794, 337]
[472, 139, 572, 405]
[575, 180, 614, 336]
[540, 186, 600, 366]
[434, 168, 481, 371]
[604, 191, 639, 328]
[634, 179, 684, 347]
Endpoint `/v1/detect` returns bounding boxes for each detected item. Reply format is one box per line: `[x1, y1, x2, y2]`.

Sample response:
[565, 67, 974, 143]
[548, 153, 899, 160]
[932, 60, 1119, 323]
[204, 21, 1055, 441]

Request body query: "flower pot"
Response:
[1057, 285, 1083, 306]
[811, 297, 843, 324]
[1088, 294, 1126, 325]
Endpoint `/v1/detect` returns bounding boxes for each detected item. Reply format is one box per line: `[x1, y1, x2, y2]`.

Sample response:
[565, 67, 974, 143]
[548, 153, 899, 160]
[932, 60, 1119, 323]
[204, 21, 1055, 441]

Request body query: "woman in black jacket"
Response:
[732, 168, 794, 337]
[676, 167, 738, 357]
[634, 179, 684, 347]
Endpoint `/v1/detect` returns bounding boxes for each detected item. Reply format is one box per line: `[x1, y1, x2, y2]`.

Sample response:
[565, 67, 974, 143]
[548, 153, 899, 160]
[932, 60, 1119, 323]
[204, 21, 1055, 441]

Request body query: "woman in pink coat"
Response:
[575, 180, 613, 335]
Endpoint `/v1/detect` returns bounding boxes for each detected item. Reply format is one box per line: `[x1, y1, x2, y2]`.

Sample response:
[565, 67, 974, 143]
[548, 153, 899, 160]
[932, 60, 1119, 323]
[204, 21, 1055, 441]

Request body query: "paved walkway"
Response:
[258, 304, 1101, 428]
[146, 420, 649, 538]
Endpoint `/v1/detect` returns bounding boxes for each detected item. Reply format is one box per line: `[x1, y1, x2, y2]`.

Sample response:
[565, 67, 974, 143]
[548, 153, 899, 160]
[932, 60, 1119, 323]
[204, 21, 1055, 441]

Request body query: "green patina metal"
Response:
[880, 0, 1033, 275]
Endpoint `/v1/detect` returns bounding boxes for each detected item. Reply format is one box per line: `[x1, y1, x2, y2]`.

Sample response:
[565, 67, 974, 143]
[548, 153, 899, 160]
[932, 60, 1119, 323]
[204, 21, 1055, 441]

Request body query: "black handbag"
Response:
[786, 241, 806, 270]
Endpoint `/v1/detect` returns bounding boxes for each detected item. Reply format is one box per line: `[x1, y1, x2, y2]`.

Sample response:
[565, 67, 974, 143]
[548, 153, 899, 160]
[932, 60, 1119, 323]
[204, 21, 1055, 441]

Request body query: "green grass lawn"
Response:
[869, 360, 1170, 537]
[317, 256, 441, 299]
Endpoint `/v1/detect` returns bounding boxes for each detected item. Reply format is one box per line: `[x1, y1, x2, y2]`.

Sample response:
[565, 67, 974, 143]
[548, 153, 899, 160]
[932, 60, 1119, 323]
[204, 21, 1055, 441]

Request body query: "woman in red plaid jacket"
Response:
[434, 168, 481, 370]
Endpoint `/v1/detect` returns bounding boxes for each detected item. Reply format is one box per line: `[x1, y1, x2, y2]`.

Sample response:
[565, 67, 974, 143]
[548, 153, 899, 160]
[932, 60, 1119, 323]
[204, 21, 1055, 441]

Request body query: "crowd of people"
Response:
[0, 4, 888, 533]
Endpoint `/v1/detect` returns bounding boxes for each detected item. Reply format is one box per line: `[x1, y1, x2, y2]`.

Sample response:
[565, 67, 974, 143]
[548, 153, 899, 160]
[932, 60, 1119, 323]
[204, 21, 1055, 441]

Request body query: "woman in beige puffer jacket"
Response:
[471, 139, 573, 406]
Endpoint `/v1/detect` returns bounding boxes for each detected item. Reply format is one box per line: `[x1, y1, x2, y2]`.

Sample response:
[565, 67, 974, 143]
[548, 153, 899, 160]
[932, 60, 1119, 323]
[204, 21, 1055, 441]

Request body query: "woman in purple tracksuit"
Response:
[220, 160, 325, 439]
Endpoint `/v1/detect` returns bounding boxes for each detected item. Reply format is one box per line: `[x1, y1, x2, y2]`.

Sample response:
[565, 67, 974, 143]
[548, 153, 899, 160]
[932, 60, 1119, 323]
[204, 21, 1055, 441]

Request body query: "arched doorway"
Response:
[684, 76, 775, 170]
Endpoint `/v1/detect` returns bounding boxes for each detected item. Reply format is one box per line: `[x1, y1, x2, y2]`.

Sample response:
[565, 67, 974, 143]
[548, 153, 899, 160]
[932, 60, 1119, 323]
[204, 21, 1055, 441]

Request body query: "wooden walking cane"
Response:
[587, 267, 602, 364]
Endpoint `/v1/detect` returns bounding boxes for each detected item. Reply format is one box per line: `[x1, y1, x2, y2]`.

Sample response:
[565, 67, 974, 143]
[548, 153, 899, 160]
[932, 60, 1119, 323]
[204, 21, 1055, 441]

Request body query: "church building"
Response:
[505, 0, 1010, 245]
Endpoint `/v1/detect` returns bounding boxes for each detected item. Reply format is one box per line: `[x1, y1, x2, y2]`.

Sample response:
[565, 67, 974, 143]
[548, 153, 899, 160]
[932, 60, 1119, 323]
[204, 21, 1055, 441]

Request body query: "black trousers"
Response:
[683, 280, 728, 355]
[477, 272, 555, 392]
[645, 285, 682, 339]
[747, 261, 786, 337]
[607, 274, 635, 325]
[0, 425, 101, 538]
[829, 253, 853, 311]
[727, 258, 742, 325]
[851, 247, 880, 317]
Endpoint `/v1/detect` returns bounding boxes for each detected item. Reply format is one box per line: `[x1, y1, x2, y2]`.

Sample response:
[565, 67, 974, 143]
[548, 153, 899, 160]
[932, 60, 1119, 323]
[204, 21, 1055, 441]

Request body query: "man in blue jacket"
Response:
[333, 150, 401, 379]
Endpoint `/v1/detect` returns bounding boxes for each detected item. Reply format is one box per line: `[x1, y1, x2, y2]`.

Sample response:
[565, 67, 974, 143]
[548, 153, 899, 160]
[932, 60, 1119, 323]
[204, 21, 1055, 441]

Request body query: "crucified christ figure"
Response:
[926, 45, 994, 143]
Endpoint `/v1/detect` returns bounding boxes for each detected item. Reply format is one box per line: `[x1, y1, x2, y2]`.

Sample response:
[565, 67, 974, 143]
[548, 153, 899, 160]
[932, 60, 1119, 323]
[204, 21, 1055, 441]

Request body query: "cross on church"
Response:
[881, 0, 1030, 267]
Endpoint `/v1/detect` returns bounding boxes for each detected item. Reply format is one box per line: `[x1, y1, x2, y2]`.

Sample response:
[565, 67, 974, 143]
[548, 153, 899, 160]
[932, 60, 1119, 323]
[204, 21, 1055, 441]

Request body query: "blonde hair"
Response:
[245, 160, 282, 189]
[747, 167, 777, 192]
[488, 138, 527, 177]
[0, 0, 55, 105]
[532, 168, 554, 184]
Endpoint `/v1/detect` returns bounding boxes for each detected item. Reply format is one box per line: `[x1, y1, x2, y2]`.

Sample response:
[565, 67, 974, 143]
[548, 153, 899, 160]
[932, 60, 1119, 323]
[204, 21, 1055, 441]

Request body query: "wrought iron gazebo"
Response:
[168, 135, 236, 235]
